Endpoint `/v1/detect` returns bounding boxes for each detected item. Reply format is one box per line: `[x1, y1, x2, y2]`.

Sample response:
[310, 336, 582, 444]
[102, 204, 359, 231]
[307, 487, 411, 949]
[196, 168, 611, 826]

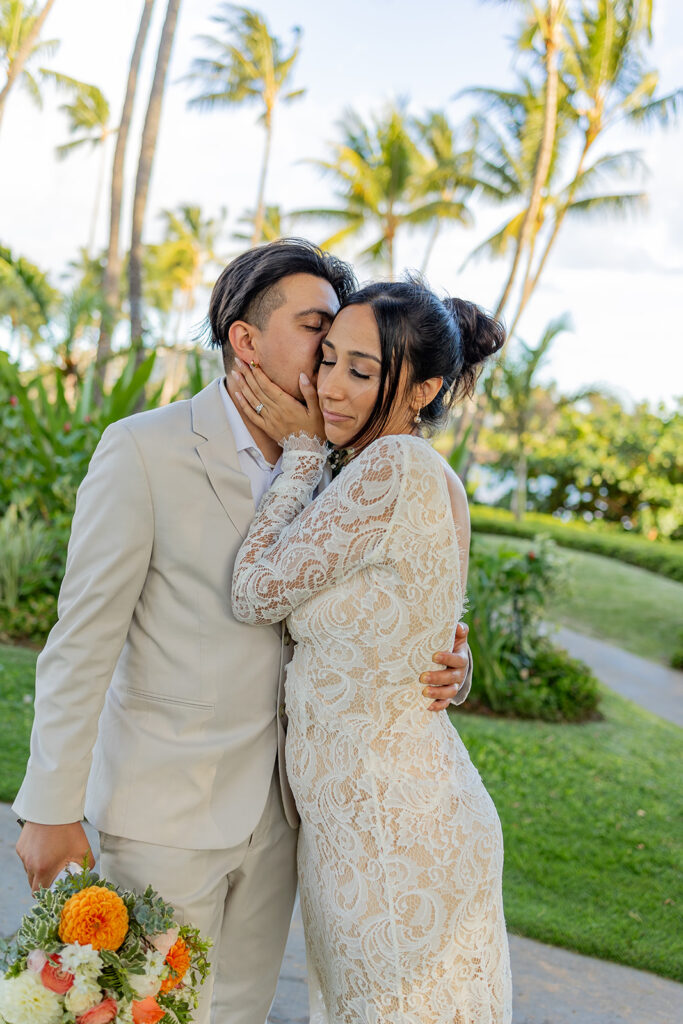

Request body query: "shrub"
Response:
[464, 535, 600, 722]
[470, 505, 683, 583]
[671, 631, 683, 671]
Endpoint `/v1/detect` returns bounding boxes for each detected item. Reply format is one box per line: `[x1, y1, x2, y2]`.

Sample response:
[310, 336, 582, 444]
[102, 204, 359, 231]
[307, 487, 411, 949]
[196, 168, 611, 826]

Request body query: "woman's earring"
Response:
[414, 409, 422, 424]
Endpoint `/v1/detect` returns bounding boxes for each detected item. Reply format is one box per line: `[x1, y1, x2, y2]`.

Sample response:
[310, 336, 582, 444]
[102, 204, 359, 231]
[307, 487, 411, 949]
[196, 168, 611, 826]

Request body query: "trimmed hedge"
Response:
[470, 506, 683, 583]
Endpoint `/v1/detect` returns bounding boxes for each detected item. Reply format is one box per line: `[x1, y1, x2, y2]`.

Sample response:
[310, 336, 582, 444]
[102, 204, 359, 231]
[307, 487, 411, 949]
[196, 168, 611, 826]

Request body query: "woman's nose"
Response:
[319, 365, 345, 400]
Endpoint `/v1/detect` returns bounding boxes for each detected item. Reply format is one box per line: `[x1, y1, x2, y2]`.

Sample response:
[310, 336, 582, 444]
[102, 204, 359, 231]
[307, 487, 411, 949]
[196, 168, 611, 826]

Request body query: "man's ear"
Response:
[227, 320, 259, 365]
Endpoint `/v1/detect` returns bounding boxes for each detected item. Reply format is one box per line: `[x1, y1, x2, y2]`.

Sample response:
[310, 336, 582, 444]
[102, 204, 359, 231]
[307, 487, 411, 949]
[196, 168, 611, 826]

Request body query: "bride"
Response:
[230, 277, 512, 1024]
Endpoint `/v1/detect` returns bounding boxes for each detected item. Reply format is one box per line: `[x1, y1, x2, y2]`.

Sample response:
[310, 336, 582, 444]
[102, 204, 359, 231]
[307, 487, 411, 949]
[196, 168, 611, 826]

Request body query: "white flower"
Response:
[144, 949, 166, 977]
[0, 972, 62, 1024]
[115, 1003, 134, 1024]
[64, 979, 103, 1015]
[128, 973, 162, 999]
[147, 927, 178, 958]
[59, 943, 103, 977]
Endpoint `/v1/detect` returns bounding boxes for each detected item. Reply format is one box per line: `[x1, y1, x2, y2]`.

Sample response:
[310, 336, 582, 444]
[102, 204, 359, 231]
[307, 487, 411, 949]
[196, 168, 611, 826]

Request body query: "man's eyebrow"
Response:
[295, 308, 334, 320]
[322, 339, 381, 363]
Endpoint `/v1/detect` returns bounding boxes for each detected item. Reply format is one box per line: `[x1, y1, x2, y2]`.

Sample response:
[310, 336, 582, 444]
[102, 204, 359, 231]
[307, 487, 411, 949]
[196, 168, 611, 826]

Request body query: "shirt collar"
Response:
[220, 376, 279, 470]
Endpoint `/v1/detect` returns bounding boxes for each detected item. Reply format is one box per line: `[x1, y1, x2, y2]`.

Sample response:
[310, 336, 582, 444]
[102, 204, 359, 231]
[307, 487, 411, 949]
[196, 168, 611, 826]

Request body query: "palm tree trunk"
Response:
[506, 230, 539, 339]
[251, 107, 273, 245]
[493, 0, 563, 321]
[513, 449, 527, 521]
[0, 0, 57, 137]
[97, 0, 155, 380]
[88, 133, 109, 255]
[129, 0, 181, 359]
[420, 220, 441, 275]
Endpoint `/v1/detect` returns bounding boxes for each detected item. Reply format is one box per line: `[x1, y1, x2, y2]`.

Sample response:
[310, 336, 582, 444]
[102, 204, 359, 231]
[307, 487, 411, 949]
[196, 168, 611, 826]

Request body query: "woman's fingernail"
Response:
[235, 391, 242, 402]
[300, 372, 310, 386]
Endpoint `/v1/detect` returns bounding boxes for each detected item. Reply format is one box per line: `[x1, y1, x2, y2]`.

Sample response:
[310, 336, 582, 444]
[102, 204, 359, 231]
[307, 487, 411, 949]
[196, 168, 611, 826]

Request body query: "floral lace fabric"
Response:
[232, 433, 512, 1023]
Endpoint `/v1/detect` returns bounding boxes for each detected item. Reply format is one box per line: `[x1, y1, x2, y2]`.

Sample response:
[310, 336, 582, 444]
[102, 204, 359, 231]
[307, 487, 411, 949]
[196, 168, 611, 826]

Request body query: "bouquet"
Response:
[0, 863, 211, 1024]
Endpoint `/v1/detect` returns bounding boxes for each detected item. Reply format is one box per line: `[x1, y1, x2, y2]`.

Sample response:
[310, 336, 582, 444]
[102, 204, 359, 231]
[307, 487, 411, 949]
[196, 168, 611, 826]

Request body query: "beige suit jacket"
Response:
[13, 378, 471, 849]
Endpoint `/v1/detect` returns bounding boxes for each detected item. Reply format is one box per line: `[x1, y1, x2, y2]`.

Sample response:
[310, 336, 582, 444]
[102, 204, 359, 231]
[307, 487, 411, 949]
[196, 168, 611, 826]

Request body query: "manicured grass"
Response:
[452, 688, 683, 981]
[0, 644, 36, 804]
[475, 533, 683, 666]
[2, 643, 681, 979]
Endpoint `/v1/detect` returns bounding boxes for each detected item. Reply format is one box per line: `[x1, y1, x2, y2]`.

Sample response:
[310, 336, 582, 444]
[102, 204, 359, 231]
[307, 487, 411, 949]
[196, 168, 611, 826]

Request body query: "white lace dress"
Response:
[232, 433, 512, 1024]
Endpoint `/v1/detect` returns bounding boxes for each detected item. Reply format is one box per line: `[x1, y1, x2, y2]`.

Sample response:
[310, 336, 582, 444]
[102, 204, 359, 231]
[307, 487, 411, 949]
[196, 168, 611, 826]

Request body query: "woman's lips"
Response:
[322, 410, 352, 423]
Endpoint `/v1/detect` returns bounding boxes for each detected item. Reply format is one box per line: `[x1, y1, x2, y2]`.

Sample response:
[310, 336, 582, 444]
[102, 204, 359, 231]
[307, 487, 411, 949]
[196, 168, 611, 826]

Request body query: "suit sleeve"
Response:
[12, 421, 154, 824]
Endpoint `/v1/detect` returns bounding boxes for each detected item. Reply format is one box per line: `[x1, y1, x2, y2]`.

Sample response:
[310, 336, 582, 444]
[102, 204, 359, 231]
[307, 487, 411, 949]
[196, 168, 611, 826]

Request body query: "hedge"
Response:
[469, 506, 683, 583]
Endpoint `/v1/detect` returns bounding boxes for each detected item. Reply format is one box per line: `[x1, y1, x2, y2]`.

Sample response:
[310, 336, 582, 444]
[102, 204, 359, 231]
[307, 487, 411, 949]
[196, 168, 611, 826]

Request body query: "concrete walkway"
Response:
[2, 634, 681, 1021]
[553, 625, 683, 727]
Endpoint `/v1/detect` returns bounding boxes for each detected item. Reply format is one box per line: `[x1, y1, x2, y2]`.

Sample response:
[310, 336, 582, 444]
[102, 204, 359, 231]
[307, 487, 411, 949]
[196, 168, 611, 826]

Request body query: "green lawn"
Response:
[2, 641, 681, 979]
[0, 644, 37, 804]
[475, 533, 683, 665]
[453, 689, 682, 981]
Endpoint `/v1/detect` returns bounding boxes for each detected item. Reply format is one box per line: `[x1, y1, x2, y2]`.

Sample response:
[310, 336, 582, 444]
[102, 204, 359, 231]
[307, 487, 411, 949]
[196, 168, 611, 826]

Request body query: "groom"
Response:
[14, 239, 473, 1024]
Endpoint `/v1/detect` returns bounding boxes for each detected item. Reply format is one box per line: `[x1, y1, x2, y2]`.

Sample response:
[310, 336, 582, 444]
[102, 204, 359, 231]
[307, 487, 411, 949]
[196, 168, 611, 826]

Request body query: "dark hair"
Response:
[340, 275, 505, 450]
[203, 238, 357, 367]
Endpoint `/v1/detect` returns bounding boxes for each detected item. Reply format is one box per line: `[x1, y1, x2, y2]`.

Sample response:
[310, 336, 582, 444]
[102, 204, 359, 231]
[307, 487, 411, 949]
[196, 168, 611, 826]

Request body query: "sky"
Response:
[1, 0, 682, 407]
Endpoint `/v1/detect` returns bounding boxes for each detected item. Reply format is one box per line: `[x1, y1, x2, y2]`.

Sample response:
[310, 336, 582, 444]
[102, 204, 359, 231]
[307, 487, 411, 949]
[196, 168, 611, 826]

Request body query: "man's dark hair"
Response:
[204, 238, 357, 367]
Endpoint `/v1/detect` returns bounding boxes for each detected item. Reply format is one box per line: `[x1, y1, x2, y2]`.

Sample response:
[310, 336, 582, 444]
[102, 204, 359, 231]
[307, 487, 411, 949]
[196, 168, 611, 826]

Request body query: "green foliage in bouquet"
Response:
[464, 535, 600, 721]
[0, 862, 211, 1024]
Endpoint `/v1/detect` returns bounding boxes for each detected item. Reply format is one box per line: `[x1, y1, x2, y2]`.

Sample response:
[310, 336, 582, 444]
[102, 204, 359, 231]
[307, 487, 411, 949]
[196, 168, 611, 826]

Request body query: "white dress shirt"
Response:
[220, 377, 283, 508]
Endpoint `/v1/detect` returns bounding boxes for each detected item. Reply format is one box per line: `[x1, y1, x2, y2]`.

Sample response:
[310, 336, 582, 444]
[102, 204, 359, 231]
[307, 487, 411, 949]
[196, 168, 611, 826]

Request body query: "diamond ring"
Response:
[255, 402, 264, 415]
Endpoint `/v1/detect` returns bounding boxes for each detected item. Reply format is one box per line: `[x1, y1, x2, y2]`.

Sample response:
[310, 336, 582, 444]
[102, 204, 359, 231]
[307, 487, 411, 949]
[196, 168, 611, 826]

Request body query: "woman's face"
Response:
[317, 304, 415, 448]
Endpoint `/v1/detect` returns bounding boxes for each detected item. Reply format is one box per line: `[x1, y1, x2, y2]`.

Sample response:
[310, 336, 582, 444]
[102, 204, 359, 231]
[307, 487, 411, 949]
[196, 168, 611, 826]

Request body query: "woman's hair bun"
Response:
[443, 297, 505, 399]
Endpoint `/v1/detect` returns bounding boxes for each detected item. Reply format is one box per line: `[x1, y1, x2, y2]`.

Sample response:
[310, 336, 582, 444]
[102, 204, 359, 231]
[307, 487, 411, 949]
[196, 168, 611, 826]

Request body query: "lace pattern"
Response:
[232, 433, 511, 1023]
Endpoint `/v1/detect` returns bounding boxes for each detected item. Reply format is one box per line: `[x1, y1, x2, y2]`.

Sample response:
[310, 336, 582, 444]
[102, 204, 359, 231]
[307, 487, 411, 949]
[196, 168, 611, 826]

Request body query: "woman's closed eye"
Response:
[320, 359, 370, 380]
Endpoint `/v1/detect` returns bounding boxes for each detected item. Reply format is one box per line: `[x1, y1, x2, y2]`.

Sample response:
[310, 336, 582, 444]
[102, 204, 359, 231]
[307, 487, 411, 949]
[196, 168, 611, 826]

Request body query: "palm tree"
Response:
[487, 315, 575, 519]
[233, 202, 287, 244]
[0, 0, 57, 137]
[97, 0, 155, 379]
[413, 111, 494, 274]
[144, 203, 225, 342]
[298, 102, 472, 278]
[186, 4, 304, 245]
[486, 0, 568, 321]
[51, 75, 114, 254]
[129, 0, 181, 354]
[0, 243, 56, 358]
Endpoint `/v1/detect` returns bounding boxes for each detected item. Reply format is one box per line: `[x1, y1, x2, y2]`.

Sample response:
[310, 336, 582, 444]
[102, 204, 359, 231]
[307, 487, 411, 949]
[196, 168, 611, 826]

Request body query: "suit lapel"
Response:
[192, 379, 254, 539]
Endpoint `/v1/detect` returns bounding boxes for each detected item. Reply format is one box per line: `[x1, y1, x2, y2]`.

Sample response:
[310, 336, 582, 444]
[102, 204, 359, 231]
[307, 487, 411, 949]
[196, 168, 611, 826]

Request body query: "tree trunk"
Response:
[493, 0, 562, 322]
[129, 0, 181, 359]
[420, 219, 441, 275]
[96, 0, 155, 380]
[88, 132, 110, 255]
[0, 0, 57, 137]
[251, 106, 272, 245]
[513, 449, 527, 521]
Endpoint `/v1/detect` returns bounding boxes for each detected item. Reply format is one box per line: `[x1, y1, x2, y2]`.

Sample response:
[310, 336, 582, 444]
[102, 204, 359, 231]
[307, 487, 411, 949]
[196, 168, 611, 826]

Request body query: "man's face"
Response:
[249, 274, 339, 399]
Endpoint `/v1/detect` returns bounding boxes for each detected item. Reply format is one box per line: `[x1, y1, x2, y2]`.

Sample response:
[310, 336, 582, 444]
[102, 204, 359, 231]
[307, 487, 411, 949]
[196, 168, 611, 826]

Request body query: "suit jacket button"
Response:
[279, 702, 286, 719]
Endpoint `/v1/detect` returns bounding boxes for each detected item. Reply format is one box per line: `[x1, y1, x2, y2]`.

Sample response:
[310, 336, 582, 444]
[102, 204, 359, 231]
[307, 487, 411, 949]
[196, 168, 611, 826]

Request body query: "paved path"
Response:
[2, 633, 681, 1020]
[552, 625, 683, 727]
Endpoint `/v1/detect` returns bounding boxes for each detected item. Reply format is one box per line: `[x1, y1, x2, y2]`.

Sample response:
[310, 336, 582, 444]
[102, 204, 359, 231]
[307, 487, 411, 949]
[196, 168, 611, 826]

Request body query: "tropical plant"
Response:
[97, 0, 155, 378]
[0, 503, 54, 611]
[186, 3, 304, 245]
[299, 102, 473, 277]
[0, 0, 57, 137]
[0, 244, 56, 356]
[464, 535, 599, 721]
[129, 0, 182, 355]
[232, 202, 287, 243]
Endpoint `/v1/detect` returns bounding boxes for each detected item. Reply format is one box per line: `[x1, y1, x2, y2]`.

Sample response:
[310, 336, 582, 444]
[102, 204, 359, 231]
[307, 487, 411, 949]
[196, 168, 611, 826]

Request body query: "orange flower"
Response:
[131, 996, 165, 1023]
[160, 937, 191, 993]
[59, 886, 129, 951]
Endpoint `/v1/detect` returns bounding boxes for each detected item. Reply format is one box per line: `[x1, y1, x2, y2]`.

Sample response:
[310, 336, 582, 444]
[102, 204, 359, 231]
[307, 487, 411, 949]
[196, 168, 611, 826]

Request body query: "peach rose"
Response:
[26, 949, 48, 972]
[76, 997, 118, 1023]
[131, 996, 166, 1023]
[147, 927, 179, 958]
[41, 953, 75, 994]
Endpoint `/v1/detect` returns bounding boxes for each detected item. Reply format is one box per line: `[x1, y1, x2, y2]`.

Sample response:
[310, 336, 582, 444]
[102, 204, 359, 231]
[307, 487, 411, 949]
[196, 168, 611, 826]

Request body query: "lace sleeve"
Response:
[231, 434, 407, 624]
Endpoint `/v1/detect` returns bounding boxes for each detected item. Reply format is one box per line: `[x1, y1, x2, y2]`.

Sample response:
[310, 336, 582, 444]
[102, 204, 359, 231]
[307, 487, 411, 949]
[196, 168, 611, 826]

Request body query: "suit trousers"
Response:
[99, 768, 298, 1024]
